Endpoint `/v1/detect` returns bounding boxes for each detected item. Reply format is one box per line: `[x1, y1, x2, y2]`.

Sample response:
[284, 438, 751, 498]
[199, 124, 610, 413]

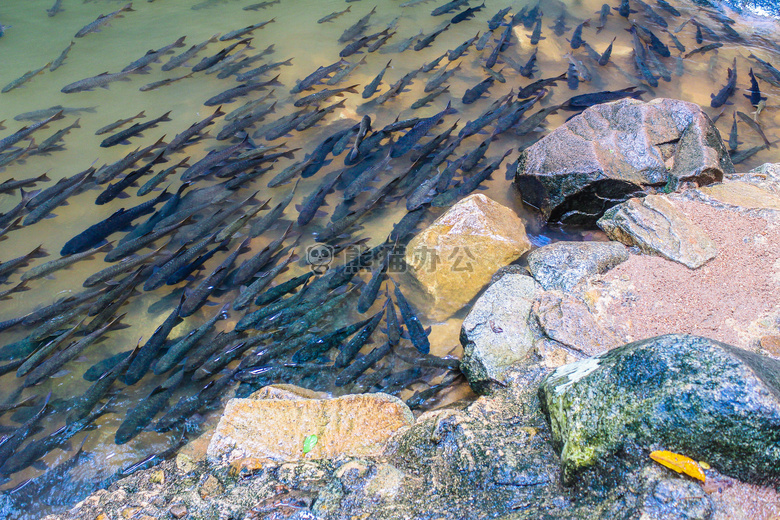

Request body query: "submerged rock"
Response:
[460, 273, 541, 394]
[527, 241, 629, 291]
[597, 194, 718, 268]
[207, 393, 414, 463]
[405, 194, 531, 317]
[515, 98, 733, 225]
[539, 334, 780, 484]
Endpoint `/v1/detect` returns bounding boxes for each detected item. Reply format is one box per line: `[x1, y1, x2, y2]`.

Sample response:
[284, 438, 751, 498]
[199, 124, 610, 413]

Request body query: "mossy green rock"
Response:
[539, 334, 780, 484]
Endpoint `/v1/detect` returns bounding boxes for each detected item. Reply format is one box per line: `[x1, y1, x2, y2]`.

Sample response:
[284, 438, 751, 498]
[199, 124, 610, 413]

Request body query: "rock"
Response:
[207, 393, 414, 463]
[149, 470, 165, 484]
[459, 274, 541, 394]
[198, 474, 224, 499]
[363, 463, 405, 499]
[641, 478, 714, 520]
[175, 454, 196, 474]
[694, 180, 780, 214]
[527, 241, 629, 291]
[533, 291, 622, 356]
[598, 195, 717, 268]
[169, 503, 188, 519]
[515, 98, 733, 225]
[539, 334, 780, 484]
[405, 194, 531, 317]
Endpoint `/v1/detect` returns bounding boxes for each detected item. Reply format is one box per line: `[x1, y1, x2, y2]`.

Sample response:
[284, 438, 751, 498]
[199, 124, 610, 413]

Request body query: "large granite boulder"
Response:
[405, 194, 531, 317]
[539, 334, 780, 484]
[515, 98, 734, 225]
[597, 194, 718, 269]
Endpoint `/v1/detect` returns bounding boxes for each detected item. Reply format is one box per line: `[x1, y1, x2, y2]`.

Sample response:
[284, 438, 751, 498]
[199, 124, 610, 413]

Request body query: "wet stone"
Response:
[527, 241, 629, 291]
[641, 478, 714, 520]
[169, 503, 188, 519]
[198, 474, 224, 499]
[460, 274, 541, 394]
[539, 334, 780, 484]
[405, 193, 531, 317]
[598, 194, 717, 268]
[515, 98, 732, 225]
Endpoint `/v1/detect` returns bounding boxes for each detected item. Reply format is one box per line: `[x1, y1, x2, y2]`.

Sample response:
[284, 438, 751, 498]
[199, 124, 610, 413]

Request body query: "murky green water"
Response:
[0, 0, 778, 517]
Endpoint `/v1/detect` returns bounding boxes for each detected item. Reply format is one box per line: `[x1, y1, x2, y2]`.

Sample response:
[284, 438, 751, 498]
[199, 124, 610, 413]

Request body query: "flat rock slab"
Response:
[527, 241, 629, 291]
[515, 98, 733, 225]
[598, 194, 717, 268]
[460, 274, 541, 394]
[696, 180, 780, 212]
[207, 393, 414, 463]
[539, 334, 780, 484]
[405, 194, 531, 317]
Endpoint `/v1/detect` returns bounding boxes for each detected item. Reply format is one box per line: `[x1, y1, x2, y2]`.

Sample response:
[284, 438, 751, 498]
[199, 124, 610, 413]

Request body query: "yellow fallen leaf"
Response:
[699, 461, 711, 470]
[650, 450, 706, 482]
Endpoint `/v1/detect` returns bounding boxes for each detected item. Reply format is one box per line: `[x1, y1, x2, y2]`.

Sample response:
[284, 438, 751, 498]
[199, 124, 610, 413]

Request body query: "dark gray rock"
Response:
[539, 334, 780, 484]
[527, 241, 629, 291]
[515, 98, 734, 225]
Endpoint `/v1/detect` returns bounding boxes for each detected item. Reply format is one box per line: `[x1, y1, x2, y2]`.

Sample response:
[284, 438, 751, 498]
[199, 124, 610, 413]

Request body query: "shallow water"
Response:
[0, 0, 778, 517]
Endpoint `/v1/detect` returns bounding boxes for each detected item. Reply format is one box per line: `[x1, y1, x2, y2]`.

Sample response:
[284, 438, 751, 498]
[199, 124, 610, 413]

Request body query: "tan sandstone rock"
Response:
[405, 194, 531, 316]
[598, 194, 717, 268]
[207, 393, 414, 463]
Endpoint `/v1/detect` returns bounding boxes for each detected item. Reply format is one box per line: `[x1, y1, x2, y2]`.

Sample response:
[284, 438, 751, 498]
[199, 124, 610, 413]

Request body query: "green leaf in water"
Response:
[303, 434, 318, 454]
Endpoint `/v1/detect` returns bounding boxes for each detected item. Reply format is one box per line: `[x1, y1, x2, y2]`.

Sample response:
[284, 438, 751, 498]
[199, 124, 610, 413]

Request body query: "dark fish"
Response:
[462, 77, 494, 105]
[451, 2, 485, 24]
[392, 279, 429, 354]
[634, 0, 667, 27]
[520, 47, 539, 78]
[749, 53, 780, 86]
[318, 5, 351, 23]
[66, 344, 129, 421]
[615, 0, 636, 18]
[488, 7, 511, 30]
[529, 15, 545, 45]
[139, 72, 193, 92]
[367, 31, 396, 53]
[338, 6, 377, 43]
[392, 101, 454, 158]
[564, 87, 645, 109]
[155, 372, 236, 431]
[115, 385, 172, 445]
[165, 107, 224, 154]
[689, 17, 719, 42]
[744, 68, 767, 108]
[334, 310, 386, 368]
[425, 61, 460, 92]
[633, 22, 670, 57]
[656, 0, 680, 16]
[407, 372, 462, 409]
[192, 38, 253, 73]
[414, 24, 451, 51]
[95, 111, 146, 136]
[0, 393, 50, 463]
[100, 112, 171, 149]
[516, 74, 565, 99]
[459, 91, 514, 138]
[340, 30, 387, 58]
[95, 152, 166, 205]
[36, 118, 82, 155]
[162, 34, 219, 71]
[75, 3, 135, 38]
[0, 245, 48, 280]
[61, 69, 140, 94]
[596, 4, 611, 32]
[2, 63, 50, 93]
[710, 58, 737, 108]
[736, 111, 772, 147]
[244, 0, 280, 9]
[180, 239, 249, 317]
[47, 0, 65, 17]
[294, 85, 358, 108]
[362, 60, 392, 98]
[664, 29, 685, 52]
[291, 59, 346, 94]
[475, 30, 492, 51]
[730, 143, 768, 165]
[568, 19, 589, 49]
[411, 86, 449, 110]
[0, 172, 50, 195]
[122, 296, 185, 385]
[205, 76, 279, 107]
[0, 111, 64, 154]
[122, 36, 187, 72]
[485, 24, 511, 69]
[431, 0, 469, 16]
[728, 111, 740, 152]
[335, 341, 392, 387]
[220, 18, 275, 41]
[682, 42, 722, 59]
[597, 37, 617, 66]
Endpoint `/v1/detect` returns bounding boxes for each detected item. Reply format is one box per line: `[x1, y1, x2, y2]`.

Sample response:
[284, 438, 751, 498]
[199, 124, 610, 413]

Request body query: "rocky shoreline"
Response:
[42, 99, 780, 520]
